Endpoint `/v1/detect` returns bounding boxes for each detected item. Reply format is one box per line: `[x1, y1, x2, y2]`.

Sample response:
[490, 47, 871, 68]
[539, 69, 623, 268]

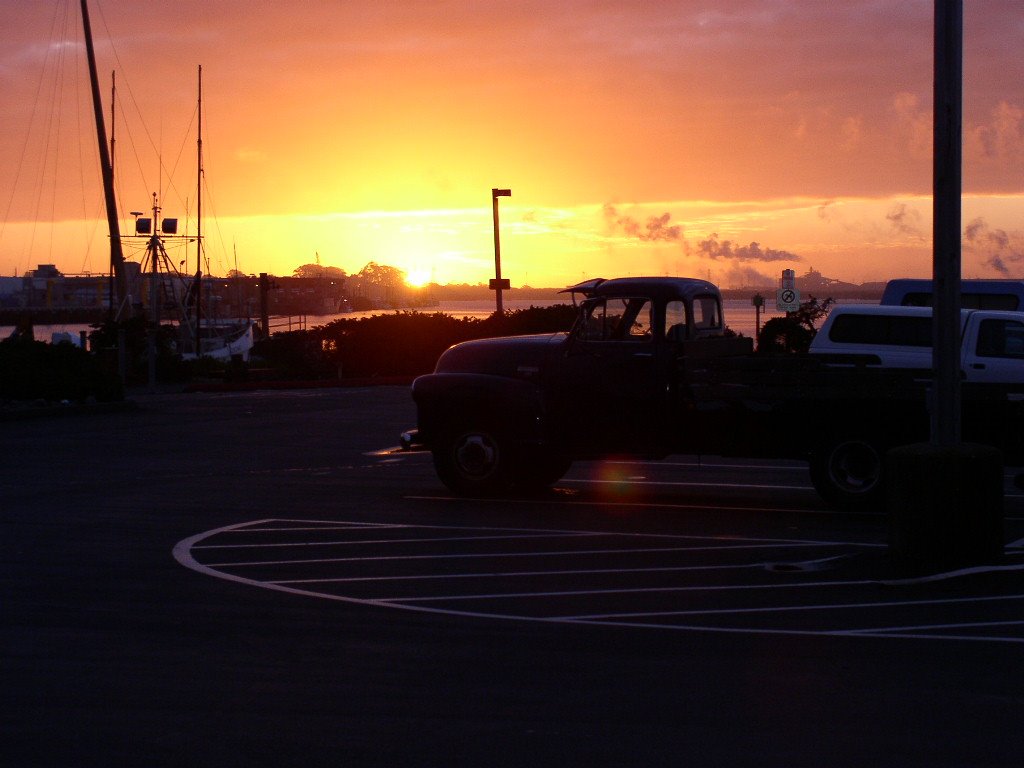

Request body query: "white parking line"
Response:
[386, 578, 877, 604]
[841, 619, 1024, 636]
[269, 561, 766, 585]
[554, 592, 1024, 621]
[193, 531, 605, 551]
[175, 519, 1024, 645]
[204, 541, 837, 568]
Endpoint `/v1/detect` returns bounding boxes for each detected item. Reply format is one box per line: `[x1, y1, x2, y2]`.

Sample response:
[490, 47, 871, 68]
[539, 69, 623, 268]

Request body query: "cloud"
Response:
[886, 202, 924, 238]
[892, 91, 931, 158]
[839, 115, 863, 151]
[603, 203, 682, 242]
[817, 200, 838, 222]
[696, 233, 801, 263]
[963, 217, 1024, 276]
[721, 264, 775, 288]
[972, 101, 1024, 160]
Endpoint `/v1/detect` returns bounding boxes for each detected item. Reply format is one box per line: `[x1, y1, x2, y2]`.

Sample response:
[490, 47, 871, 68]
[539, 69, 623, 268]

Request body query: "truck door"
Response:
[547, 296, 673, 453]
[965, 316, 1024, 383]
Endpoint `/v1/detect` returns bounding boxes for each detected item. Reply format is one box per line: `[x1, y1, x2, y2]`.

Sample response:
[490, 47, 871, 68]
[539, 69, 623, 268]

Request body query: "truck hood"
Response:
[434, 333, 566, 379]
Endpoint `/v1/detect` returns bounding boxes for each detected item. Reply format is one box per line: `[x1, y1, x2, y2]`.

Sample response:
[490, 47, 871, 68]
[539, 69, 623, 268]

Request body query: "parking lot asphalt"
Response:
[4, 386, 1024, 766]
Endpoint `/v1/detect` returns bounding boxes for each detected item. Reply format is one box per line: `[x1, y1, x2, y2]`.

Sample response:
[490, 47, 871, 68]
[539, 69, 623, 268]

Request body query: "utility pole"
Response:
[490, 188, 512, 314]
[888, 0, 1004, 569]
[932, 0, 962, 447]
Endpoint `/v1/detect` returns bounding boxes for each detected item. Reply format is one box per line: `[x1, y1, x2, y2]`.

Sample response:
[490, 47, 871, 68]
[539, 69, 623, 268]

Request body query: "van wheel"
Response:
[432, 423, 516, 496]
[809, 438, 885, 510]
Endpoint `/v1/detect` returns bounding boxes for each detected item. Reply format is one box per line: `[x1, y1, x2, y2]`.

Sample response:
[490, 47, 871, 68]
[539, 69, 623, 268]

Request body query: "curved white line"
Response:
[173, 519, 1024, 644]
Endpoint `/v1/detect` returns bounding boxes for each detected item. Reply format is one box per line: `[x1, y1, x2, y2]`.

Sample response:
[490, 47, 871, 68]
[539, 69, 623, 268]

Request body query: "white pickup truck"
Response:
[809, 304, 1024, 383]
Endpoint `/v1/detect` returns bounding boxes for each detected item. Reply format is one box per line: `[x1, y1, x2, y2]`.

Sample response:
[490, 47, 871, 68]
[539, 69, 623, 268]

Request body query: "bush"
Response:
[0, 337, 123, 402]
[88, 317, 190, 384]
[757, 296, 834, 354]
[252, 304, 579, 380]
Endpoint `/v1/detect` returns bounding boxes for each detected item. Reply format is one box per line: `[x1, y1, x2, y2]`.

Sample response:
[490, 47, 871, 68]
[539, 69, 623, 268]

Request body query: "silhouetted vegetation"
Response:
[88, 317, 196, 384]
[3, 304, 579, 398]
[756, 296, 834, 354]
[253, 304, 579, 379]
[0, 335, 123, 402]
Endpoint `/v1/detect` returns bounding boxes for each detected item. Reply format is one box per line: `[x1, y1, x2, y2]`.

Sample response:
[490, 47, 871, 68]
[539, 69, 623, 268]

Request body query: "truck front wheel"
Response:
[809, 438, 885, 510]
[432, 423, 517, 496]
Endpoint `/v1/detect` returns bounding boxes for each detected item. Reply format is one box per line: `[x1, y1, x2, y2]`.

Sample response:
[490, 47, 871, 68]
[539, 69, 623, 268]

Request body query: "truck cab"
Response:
[548, 278, 750, 454]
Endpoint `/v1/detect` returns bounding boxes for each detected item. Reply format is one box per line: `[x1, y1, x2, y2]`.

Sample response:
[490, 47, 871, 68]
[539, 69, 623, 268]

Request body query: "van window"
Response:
[829, 314, 933, 347]
[976, 319, 1024, 358]
[901, 291, 1020, 311]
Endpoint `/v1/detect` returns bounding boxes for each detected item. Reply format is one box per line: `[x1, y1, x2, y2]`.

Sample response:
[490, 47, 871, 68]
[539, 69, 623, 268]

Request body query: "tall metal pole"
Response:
[491, 188, 511, 314]
[932, 0, 963, 447]
[108, 69, 116, 317]
[196, 66, 203, 276]
[195, 65, 203, 356]
[80, 0, 128, 317]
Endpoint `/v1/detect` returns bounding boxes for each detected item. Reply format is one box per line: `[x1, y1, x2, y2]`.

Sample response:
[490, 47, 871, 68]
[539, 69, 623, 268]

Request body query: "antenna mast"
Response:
[197, 65, 203, 274]
[195, 65, 204, 355]
[108, 69, 116, 314]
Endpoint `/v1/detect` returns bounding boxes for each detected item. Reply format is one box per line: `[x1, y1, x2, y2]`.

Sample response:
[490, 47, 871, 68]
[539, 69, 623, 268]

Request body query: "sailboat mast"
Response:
[109, 71, 116, 177]
[80, 0, 128, 317]
[195, 65, 204, 355]
[108, 69, 116, 315]
[196, 65, 203, 273]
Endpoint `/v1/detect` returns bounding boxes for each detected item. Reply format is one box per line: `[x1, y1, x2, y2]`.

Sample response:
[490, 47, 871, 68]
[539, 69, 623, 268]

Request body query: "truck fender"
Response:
[411, 372, 545, 446]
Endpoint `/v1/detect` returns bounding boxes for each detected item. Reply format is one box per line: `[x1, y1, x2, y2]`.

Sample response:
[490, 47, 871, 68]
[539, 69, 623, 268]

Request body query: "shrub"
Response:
[0, 336, 123, 402]
[757, 296, 834, 354]
[253, 304, 579, 380]
[88, 317, 189, 384]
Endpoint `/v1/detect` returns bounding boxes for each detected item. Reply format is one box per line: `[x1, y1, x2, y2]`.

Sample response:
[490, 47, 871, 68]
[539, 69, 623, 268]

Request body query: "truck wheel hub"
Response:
[454, 434, 497, 477]
[829, 442, 881, 492]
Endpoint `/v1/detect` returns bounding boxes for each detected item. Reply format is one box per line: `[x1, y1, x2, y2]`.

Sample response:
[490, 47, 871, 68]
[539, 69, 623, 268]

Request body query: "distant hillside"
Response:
[722, 268, 885, 299]
[424, 284, 566, 302]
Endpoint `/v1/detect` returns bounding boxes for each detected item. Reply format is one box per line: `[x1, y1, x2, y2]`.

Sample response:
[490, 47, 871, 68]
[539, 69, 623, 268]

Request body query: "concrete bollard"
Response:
[887, 443, 1004, 571]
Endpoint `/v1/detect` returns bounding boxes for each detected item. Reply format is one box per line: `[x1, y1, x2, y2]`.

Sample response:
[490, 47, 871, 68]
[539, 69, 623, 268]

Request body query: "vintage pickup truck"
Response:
[407, 276, 1024, 508]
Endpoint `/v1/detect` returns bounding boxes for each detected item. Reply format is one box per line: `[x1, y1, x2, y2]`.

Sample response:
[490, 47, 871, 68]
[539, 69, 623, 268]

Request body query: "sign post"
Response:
[776, 269, 800, 312]
[491, 188, 512, 314]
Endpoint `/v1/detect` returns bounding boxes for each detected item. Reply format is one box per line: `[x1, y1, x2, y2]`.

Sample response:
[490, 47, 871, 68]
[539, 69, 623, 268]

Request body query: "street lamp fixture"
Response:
[490, 188, 512, 314]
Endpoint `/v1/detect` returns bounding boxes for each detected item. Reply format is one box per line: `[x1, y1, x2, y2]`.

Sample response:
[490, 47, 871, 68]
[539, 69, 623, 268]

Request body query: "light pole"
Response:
[932, 0, 962, 448]
[490, 188, 511, 314]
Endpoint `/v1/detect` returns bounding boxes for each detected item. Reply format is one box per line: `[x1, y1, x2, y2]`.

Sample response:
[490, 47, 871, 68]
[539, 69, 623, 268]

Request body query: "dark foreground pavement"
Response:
[3, 387, 1022, 766]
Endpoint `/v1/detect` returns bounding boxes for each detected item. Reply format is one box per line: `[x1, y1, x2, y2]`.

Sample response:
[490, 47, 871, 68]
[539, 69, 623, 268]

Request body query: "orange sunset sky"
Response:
[1, 0, 1022, 288]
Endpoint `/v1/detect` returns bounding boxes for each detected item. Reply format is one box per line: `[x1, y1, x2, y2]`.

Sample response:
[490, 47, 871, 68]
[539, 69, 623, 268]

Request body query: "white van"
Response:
[881, 278, 1024, 311]
[809, 304, 1024, 384]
